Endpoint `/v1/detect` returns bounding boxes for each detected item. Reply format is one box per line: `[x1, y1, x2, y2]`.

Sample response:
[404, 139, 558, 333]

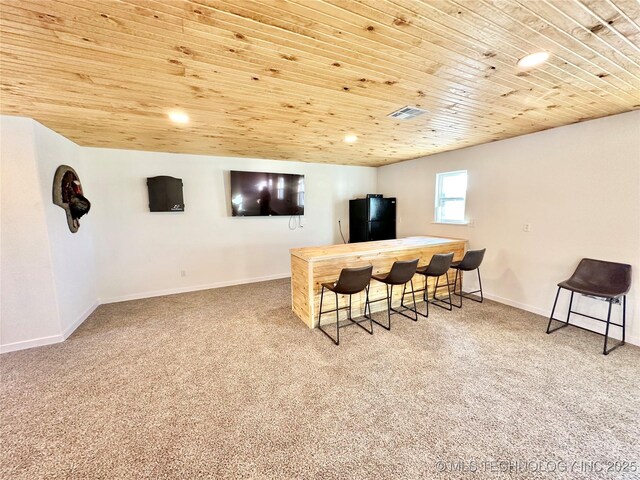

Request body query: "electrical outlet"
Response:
[180, 270, 187, 277]
[523, 223, 531, 232]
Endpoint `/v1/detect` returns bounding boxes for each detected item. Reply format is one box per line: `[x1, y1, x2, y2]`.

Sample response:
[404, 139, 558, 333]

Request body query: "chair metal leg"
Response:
[622, 295, 626, 344]
[452, 268, 484, 305]
[547, 288, 574, 334]
[371, 284, 392, 330]
[410, 279, 418, 321]
[390, 281, 419, 321]
[547, 288, 626, 355]
[603, 299, 613, 355]
[347, 292, 374, 335]
[318, 286, 339, 345]
[418, 278, 429, 318]
[365, 285, 374, 334]
[318, 286, 324, 328]
[425, 279, 430, 317]
[566, 291, 574, 325]
[602, 297, 626, 355]
[546, 287, 561, 333]
[431, 273, 454, 311]
[452, 269, 462, 308]
[334, 293, 340, 345]
[603, 299, 612, 354]
[388, 285, 393, 327]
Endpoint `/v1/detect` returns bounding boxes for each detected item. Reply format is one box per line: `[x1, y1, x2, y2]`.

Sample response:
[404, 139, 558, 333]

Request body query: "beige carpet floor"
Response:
[1, 278, 639, 479]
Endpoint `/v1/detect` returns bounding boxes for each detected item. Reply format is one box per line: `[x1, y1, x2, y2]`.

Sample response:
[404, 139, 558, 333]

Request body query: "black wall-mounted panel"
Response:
[147, 176, 184, 212]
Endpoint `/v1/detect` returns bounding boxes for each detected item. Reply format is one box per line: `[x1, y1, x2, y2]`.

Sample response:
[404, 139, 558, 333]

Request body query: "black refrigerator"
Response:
[349, 197, 396, 243]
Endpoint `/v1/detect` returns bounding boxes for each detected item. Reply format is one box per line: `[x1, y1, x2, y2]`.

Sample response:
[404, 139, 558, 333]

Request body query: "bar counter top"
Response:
[290, 236, 465, 262]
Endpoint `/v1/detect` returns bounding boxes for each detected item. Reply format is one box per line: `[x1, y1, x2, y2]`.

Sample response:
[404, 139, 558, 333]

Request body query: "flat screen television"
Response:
[230, 171, 305, 217]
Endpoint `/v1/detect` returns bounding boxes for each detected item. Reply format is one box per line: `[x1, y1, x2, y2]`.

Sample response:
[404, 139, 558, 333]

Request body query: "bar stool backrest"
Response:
[333, 265, 373, 295]
[386, 259, 419, 285]
[571, 258, 632, 296]
[457, 248, 486, 271]
[425, 253, 454, 276]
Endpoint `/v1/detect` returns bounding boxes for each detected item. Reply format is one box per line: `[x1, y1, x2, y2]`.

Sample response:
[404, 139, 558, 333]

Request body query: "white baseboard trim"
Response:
[483, 292, 549, 317]
[0, 334, 63, 354]
[483, 291, 640, 347]
[101, 273, 291, 304]
[1, 301, 100, 354]
[62, 301, 99, 340]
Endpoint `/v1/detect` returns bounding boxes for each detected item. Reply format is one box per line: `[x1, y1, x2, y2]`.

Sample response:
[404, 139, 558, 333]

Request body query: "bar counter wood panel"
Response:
[290, 236, 467, 328]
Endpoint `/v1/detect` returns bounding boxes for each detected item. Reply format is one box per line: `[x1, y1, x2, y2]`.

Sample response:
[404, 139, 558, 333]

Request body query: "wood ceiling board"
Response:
[1, 0, 638, 166]
[6, 0, 636, 119]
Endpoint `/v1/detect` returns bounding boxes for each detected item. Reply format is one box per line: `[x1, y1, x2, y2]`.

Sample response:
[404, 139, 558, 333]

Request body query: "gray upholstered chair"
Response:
[547, 258, 631, 355]
[369, 259, 420, 330]
[317, 265, 373, 345]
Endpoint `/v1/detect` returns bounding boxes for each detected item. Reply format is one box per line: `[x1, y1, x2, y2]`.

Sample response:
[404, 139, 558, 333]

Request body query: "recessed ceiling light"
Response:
[517, 51, 550, 69]
[343, 133, 358, 143]
[168, 111, 189, 124]
[449, 87, 468, 96]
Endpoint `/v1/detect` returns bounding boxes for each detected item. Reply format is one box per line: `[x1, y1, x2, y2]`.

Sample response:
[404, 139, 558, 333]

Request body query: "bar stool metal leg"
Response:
[410, 280, 418, 321]
[346, 292, 374, 335]
[403, 279, 427, 318]
[622, 295, 626, 344]
[546, 287, 563, 334]
[318, 286, 338, 345]
[424, 279, 430, 317]
[390, 281, 418, 321]
[601, 296, 626, 355]
[566, 291, 574, 325]
[371, 285, 392, 331]
[444, 272, 453, 308]
[387, 285, 392, 328]
[334, 292, 340, 345]
[452, 269, 462, 308]
[603, 299, 613, 355]
[431, 273, 454, 311]
[452, 268, 484, 306]
[363, 286, 374, 334]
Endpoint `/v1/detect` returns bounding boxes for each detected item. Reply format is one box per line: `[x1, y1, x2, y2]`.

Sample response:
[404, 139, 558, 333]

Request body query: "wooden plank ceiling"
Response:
[1, 0, 639, 166]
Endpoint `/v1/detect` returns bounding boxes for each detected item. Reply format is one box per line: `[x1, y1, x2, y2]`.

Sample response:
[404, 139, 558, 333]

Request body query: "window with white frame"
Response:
[435, 170, 467, 224]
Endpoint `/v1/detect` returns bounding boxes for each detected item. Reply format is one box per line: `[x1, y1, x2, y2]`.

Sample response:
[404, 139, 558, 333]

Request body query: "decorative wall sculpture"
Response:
[52, 165, 91, 233]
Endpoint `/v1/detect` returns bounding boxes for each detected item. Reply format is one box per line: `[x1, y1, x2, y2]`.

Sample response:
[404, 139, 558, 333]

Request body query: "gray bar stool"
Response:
[317, 265, 373, 345]
[547, 258, 631, 355]
[409, 253, 454, 318]
[370, 259, 419, 330]
[451, 248, 486, 307]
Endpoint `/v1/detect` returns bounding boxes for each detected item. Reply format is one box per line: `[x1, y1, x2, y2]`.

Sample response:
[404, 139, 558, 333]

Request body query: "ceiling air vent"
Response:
[386, 106, 428, 120]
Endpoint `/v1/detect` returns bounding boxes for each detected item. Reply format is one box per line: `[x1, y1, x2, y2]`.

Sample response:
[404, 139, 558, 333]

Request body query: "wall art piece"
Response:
[52, 165, 91, 233]
[147, 176, 184, 212]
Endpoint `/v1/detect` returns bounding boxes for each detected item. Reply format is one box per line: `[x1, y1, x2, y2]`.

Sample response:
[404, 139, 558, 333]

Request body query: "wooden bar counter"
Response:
[290, 236, 467, 328]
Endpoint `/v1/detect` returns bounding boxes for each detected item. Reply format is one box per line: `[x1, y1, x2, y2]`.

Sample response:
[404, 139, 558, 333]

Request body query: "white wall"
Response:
[1, 117, 62, 350]
[32, 122, 99, 336]
[1, 117, 99, 352]
[378, 111, 640, 345]
[83, 148, 377, 302]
